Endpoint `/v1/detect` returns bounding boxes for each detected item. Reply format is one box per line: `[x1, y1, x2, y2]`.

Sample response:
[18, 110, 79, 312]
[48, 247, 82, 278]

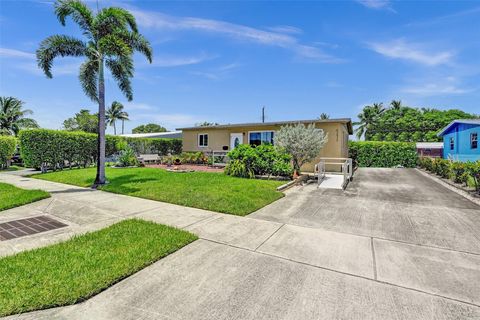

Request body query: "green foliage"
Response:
[349, 141, 417, 168]
[0, 136, 16, 169]
[432, 158, 451, 178]
[0, 97, 39, 136]
[180, 152, 206, 164]
[225, 144, 293, 178]
[19, 129, 122, 170]
[116, 145, 138, 167]
[195, 121, 219, 127]
[418, 158, 480, 194]
[0, 219, 196, 317]
[62, 109, 98, 133]
[224, 159, 254, 178]
[355, 100, 478, 142]
[132, 123, 167, 133]
[106, 101, 129, 135]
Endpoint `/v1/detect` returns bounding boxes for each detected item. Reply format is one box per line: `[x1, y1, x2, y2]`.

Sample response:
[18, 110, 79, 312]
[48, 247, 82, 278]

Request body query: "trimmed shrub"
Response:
[225, 144, 293, 178]
[432, 158, 451, 178]
[0, 136, 16, 169]
[19, 129, 121, 170]
[451, 162, 468, 185]
[349, 141, 417, 168]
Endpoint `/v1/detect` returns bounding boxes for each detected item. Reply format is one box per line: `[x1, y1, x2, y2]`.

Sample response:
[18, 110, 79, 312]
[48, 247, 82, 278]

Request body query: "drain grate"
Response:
[0, 216, 67, 241]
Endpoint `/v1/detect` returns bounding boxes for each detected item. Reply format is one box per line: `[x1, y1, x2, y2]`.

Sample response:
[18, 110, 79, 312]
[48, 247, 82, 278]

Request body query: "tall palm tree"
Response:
[37, 0, 152, 186]
[106, 101, 129, 135]
[0, 97, 39, 136]
[353, 103, 385, 140]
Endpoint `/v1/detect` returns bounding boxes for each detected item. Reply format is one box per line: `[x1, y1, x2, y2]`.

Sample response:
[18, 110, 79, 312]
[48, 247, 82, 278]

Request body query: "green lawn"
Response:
[0, 219, 197, 317]
[0, 183, 50, 211]
[33, 167, 285, 216]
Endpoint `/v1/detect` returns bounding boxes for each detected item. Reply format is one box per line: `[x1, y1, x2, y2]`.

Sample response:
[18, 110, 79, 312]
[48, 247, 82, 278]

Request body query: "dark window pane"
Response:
[249, 132, 261, 146]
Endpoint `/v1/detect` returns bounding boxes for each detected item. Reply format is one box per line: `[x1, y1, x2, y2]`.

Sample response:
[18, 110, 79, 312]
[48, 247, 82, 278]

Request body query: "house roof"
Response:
[119, 131, 182, 139]
[177, 118, 354, 134]
[416, 142, 443, 149]
[437, 119, 480, 137]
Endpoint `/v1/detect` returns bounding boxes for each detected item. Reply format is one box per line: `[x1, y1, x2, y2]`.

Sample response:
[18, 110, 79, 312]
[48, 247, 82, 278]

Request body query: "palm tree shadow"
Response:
[103, 174, 158, 194]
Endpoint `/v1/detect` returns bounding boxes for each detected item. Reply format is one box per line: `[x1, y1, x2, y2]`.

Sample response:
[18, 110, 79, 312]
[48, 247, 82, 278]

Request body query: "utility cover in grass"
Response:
[0, 219, 197, 317]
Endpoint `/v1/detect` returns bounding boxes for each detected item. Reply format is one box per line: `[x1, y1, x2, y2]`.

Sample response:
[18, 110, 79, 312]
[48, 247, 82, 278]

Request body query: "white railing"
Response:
[316, 157, 353, 190]
[315, 160, 326, 187]
[208, 151, 229, 167]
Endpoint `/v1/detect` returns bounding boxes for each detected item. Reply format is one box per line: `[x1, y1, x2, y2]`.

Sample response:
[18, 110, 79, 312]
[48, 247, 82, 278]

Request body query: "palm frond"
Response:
[98, 34, 132, 58]
[54, 0, 94, 37]
[94, 7, 138, 38]
[119, 31, 153, 63]
[106, 58, 133, 101]
[37, 35, 86, 78]
[79, 58, 98, 102]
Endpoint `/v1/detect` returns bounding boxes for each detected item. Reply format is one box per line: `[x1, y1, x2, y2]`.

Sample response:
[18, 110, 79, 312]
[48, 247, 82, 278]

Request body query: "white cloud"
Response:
[150, 53, 214, 67]
[368, 38, 453, 66]
[130, 9, 340, 63]
[266, 25, 303, 34]
[15, 61, 80, 76]
[355, 0, 393, 10]
[0, 48, 35, 59]
[123, 102, 154, 111]
[401, 77, 474, 96]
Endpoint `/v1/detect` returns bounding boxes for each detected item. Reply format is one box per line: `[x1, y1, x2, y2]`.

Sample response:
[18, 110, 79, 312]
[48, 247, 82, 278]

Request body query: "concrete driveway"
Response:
[2, 168, 480, 319]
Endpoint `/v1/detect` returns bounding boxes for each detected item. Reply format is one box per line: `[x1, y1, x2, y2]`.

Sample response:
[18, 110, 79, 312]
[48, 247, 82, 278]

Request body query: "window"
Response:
[450, 137, 454, 150]
[249, 131, 274, 146]
[198, 134, 208, 147]
[472, 133, 478, 149]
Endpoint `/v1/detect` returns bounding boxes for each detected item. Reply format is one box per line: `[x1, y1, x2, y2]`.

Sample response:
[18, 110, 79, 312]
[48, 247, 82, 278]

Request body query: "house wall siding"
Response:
[442, 123, 480, 161]
[182, 122, 350, 172]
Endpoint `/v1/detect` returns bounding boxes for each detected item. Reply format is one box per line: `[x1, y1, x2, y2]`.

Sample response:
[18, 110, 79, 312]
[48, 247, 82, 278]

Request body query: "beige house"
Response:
[177, 118, 353, 172]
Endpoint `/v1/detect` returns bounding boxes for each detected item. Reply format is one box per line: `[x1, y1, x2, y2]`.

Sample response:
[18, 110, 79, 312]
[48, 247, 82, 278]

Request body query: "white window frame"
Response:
[247, 130, 275, 146]
[471, 132, 478, 149]
[198, 133, 208, 147]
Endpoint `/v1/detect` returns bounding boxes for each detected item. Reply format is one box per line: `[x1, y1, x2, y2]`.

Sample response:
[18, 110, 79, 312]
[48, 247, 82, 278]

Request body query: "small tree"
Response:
[274, 123, 328, 174]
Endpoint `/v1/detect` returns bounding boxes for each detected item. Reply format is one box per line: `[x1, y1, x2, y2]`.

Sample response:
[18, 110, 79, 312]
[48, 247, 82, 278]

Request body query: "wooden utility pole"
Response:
[262, 106, 265, 123]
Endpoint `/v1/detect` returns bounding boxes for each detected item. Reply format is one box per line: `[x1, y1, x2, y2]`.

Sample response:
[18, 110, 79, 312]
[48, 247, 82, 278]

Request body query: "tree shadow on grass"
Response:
[102, 174, 159, 194]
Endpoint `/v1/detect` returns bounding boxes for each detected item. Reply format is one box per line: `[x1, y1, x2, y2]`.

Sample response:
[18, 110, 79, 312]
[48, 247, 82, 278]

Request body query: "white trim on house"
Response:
[198, 133, 208, 147]
[247, 130, 276, 145]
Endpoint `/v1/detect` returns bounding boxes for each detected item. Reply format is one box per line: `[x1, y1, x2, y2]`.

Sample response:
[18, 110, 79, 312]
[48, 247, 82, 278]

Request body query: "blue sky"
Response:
[0, 0, 479, 134]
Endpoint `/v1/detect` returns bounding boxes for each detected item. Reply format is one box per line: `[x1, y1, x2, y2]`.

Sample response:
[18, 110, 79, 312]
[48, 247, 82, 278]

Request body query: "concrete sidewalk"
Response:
[1, 169, 479, 319]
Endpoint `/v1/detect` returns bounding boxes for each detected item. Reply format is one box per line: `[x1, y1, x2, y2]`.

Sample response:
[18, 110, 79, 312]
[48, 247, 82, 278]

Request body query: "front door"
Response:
[230, 133, 243, 150]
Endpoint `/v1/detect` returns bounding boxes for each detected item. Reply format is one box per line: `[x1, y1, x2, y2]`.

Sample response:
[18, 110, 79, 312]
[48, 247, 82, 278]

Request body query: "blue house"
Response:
[437, 119, 480, 162]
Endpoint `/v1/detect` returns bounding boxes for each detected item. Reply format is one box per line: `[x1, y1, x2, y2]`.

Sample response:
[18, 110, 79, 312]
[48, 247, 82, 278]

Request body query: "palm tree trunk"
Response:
[113, 121, 116, 135]
[94, 56, 106, 187]
[122, 119, 124, 134]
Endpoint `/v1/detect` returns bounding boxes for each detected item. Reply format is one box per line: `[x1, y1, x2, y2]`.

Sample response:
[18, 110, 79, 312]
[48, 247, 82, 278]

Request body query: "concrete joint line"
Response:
[181, 215, 221, 230]
[253, 223, 286, 252]
[201, 238, 480, 308]
[370, 237, 377, 280]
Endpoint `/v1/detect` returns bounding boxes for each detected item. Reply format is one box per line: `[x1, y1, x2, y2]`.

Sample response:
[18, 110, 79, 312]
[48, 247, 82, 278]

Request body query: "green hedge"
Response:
[0, 136, 16, 169]
[349, 141, 417, 168]
[19, 129, 182, 170]
[418, 157, 480, 193]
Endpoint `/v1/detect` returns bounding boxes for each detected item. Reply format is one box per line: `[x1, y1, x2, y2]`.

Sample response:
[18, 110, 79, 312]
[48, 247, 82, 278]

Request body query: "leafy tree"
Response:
[106, 101, 129, 135]
[274, 123, 328, 174]
[0, 97, 39, 136]
[63, 109, 98, 133]
[355, 100, 478, 142]
[37, 0, 152, 186]
[132, 123, 167, 133]
[318, 113, 330, 120]
[353, 102, 385, 140]
[196, 121, 219, 127]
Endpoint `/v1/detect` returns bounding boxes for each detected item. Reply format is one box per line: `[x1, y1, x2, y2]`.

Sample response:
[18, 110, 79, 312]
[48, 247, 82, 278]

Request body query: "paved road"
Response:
[1, 168, 479, 320]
